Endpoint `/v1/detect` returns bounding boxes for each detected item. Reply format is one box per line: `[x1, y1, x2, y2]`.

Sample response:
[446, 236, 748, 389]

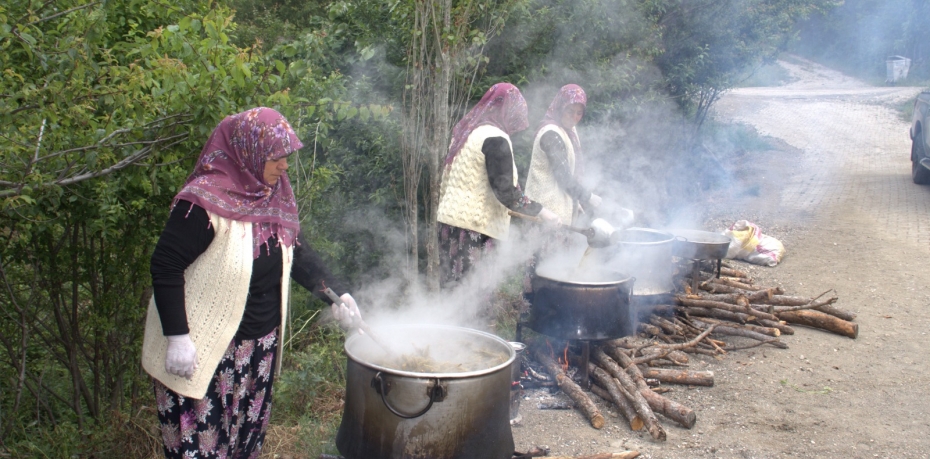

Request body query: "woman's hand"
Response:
[332, 293, 362, 330]
[165, 334, 198, 380]
[537, 208, 562, 228]
[588, 193, 602, 208]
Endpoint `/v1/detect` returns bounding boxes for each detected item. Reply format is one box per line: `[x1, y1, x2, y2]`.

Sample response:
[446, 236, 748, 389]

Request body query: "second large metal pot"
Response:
[528, 267, 635, 340]
[336, 324, 515, 459]
[603, 227, 676, 295]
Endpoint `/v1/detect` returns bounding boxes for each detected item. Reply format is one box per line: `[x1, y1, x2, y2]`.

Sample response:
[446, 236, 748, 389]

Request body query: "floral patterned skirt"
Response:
[439, 223, 496, 288]
[154, 328, 279, 459]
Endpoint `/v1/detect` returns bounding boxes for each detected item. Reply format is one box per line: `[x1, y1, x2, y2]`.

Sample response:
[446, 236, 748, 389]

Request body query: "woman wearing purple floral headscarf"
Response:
[525, 84, 602, 225]
[437, 83, 561, 287]
[142, 108, 360, 458]
[522, 85, 604, 305]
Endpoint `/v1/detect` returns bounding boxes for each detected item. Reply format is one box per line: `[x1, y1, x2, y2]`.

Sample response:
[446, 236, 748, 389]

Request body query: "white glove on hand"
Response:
[537, 208, 562, 228]
[588, 193, 602, 208]
[165, 334, 198, 380]
[331, 293, 362, 330]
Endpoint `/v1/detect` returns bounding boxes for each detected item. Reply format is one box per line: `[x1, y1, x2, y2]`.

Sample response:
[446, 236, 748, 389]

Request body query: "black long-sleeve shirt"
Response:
[150, 200, 347, 339]
[483, 137, 543, 215]
[539, 131, 593, 204]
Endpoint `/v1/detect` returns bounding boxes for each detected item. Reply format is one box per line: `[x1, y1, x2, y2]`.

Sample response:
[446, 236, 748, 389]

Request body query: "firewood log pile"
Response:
[519, 260, 858, 443]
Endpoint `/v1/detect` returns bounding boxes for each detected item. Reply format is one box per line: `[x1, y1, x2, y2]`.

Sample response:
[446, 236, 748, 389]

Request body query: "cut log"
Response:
[704, 277, 763, 291]
[810, 304, 857, 322]
[751, 292, 855, 320]
[675, 297, 780, 322]
[680, 306, 749, 323]
[759, 294, 835, 306]
[650, 316, 685, 336]
[636, 387, 697, 429]
[591, 349, 666, 440]
[776, 310, 858, 339]
[588, 364, 644, 431]
[682, 347, 717, 356]
[638, 368, 714, 387]
[667, 350, 690, 364]
[534, 348, 605, 429]
[603, 336, 658, 349]
[694, 316, 781, 337]
[757, 319, 795, 335]
[690, 289, 778, 304]
[770, 303, 856, 321]
[638, 323, 664, 336]
[690, 319, 788, 349]
[719, 266, 751, 279]
[605, 348, 697, 429]
[701, 282, 784, 296]
[699, 282, 748, 294]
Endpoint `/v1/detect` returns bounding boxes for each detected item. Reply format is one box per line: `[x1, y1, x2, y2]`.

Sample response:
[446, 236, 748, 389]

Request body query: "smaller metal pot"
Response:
[667, 229, 731, 260]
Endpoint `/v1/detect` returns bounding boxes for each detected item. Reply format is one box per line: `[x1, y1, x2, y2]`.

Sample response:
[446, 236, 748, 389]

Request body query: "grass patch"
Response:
[896, 95, 919, 123]
[2, 409, 162, 458]
[264, 319, 348, 459]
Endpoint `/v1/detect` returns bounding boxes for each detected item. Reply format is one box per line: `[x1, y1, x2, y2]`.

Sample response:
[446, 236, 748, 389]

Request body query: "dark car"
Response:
[910, 91, 930, 184]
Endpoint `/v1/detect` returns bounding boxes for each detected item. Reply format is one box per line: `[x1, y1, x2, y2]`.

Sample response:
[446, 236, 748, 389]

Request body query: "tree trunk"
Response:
[424, 4, 452, 292]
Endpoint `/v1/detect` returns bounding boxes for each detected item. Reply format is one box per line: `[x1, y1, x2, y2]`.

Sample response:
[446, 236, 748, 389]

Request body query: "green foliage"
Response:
[794, 0, 930, 82]
[652, 0, 836, 119]
[0, 0, 293, 447]
[483, 0, 664, 122]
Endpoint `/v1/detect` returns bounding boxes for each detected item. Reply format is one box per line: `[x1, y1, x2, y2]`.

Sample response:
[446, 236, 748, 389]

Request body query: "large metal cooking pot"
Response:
[336, 324, 515, 459]
[528, 267, 635, 340]
[603, 227, 676, 295]
[667, 228, 730, 260]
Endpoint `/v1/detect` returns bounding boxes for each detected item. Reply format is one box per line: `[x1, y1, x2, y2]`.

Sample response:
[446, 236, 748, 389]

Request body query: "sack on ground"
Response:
[724, 220, 785, 267]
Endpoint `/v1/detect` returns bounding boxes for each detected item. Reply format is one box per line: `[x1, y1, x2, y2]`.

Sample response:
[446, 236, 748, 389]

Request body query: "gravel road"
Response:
[512, 55, 930, 459]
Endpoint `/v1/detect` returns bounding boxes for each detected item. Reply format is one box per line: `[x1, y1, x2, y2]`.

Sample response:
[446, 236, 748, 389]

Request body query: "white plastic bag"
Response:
[724, 220, 785, 267]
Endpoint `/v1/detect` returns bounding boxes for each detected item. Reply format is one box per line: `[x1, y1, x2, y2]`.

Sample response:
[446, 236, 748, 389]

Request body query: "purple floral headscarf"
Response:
[445, 83, 529, 167]
[537, 84, 587, 170]
[174, 107, 303, 257]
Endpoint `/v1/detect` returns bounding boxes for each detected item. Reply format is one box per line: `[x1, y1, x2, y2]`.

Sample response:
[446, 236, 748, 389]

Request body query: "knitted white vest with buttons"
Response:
[141, 211, 293, 399]
[437, 125, 518, 240]
[525, 125, 576, 224]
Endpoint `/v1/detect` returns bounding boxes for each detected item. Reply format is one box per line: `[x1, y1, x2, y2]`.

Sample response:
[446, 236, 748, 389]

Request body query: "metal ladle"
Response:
[508, 211, 616, 248]
[321, 287, 393, 355]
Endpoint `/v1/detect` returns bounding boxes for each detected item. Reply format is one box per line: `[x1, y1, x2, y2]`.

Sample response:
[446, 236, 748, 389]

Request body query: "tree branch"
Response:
[0, 132, 189, 198]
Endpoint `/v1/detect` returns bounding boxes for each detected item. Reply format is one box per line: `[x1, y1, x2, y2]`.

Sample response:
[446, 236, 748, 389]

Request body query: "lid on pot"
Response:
[345, 324, 514, 378]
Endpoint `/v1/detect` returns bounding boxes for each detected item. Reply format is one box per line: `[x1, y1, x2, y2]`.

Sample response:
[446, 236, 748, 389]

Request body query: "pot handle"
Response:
[372, 372, 446, 419]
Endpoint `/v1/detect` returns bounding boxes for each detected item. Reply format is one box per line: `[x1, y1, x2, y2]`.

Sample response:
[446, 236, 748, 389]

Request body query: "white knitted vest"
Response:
[525, 125, 576, 224]
[141, 212, 294, 399]
[437, 125, 518, 240]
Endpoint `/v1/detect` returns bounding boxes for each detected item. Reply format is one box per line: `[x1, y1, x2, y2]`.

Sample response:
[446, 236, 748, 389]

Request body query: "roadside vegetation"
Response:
[791, 0, 930, 85]
[0, 0, 919, 457]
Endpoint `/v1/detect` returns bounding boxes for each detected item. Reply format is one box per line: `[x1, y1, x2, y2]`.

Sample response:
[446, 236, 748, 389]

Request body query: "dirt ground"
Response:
[511, 56, 930, 459]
